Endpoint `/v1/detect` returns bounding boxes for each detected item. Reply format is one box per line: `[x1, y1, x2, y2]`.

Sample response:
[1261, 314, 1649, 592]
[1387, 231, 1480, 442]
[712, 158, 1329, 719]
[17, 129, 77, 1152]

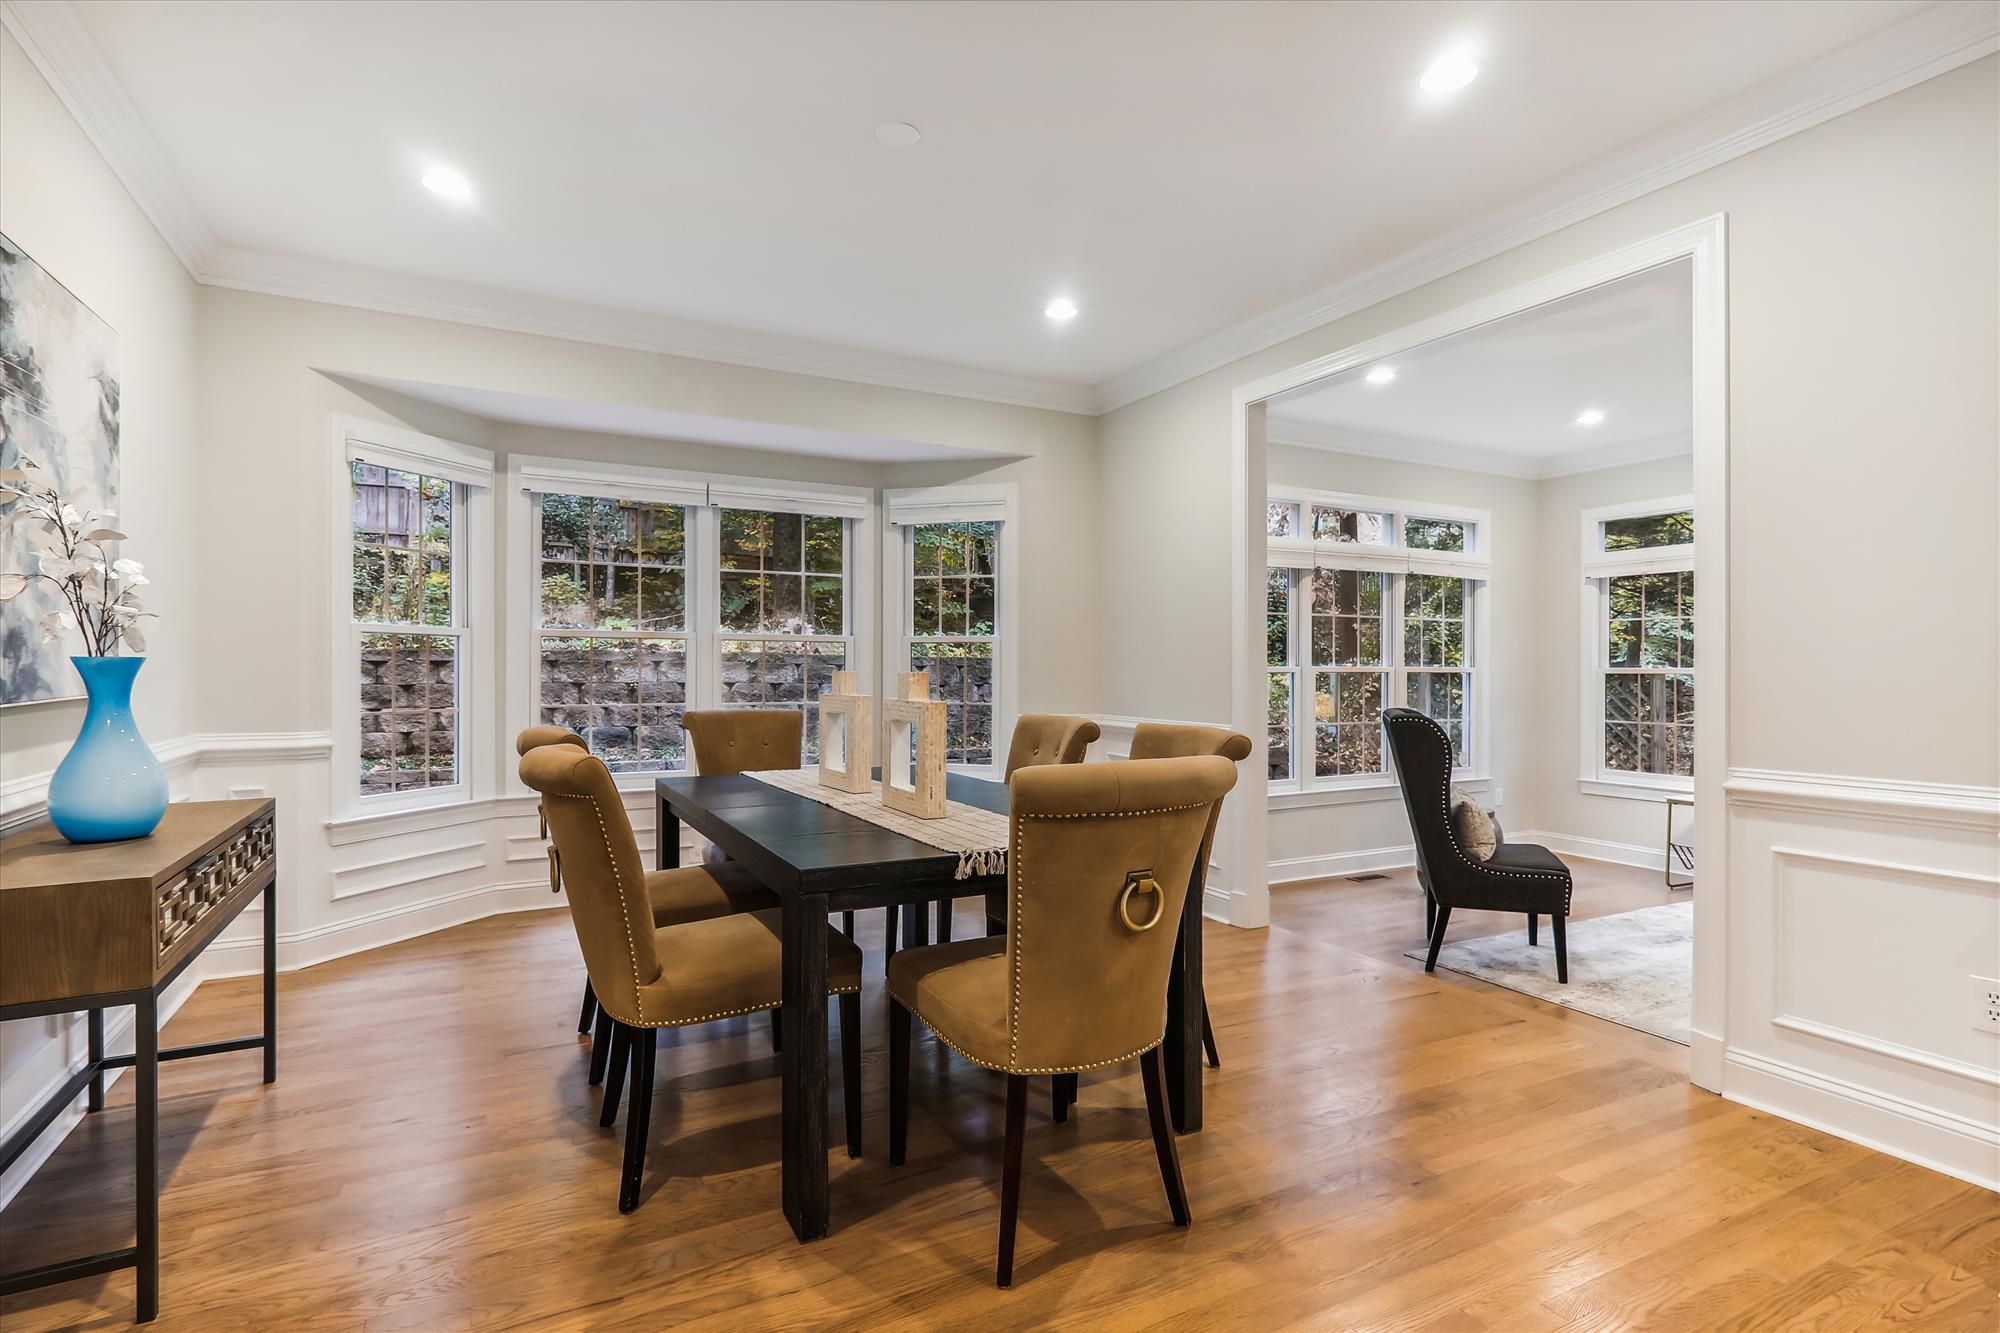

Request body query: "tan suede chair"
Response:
[977, 714, 1101, 953]
[517, 726, 776, 1082]
[521, 744, 866, 1213]
[1130, 722, 1254, 1072]
[1002, 713, 1102, 779]
[886, 755, 1238, 1286]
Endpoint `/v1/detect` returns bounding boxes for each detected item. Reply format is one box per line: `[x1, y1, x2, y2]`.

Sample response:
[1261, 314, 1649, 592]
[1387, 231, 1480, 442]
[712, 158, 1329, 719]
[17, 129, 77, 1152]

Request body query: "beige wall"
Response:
[192, 286, 1102, 743]
[1100, 56, 2000, 791]
[0, 30, 201, 783]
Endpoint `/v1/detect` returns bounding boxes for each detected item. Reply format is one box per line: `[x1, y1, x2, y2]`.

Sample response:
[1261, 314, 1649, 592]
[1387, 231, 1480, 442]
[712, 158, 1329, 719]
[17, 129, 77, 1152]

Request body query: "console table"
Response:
[0, 799, 278, 1324]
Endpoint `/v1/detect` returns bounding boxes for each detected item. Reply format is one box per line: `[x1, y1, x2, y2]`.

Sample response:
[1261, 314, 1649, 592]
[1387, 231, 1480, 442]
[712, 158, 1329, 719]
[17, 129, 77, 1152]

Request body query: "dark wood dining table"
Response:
[655, 769, 1210, 1243]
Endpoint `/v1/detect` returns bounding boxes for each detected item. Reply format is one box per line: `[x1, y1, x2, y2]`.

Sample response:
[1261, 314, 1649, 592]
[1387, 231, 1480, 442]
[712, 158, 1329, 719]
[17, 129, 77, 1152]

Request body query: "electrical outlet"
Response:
[1975, 976, 2000, 1034]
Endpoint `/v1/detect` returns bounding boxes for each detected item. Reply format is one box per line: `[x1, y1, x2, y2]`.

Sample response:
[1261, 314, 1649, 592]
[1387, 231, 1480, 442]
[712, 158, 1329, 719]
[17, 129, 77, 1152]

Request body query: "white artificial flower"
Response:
[59, 503, 83, 530]
[37, 552, 81, 580]
[113, 557, 145, 577]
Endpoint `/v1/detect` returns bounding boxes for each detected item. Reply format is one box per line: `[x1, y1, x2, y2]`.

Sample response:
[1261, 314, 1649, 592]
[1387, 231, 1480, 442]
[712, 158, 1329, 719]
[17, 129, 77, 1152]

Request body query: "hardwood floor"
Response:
[4, 875, 1993, 1330]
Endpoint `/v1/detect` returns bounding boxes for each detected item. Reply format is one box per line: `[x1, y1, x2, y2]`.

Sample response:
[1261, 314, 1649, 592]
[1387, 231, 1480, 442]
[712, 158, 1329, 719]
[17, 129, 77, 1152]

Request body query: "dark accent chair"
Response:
[1382, 708, 1574, 983]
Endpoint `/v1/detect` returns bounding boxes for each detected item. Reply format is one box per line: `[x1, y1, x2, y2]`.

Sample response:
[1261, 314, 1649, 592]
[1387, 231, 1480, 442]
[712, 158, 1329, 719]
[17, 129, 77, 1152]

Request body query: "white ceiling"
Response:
[339, 373, 1019, 465]
[20, 1, 1984, 412]
[1269, 259, 1692, 476]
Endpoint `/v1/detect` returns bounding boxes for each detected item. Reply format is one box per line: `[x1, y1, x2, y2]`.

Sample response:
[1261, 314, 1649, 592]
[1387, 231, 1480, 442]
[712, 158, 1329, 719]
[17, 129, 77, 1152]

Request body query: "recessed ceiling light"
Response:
[421, 165, 474, 202]
[1419, 49, 1479, 96]
[874, 122, 922, 148]
[1576, 408, 1606, 426]
[1365, 366, 1397, 386]
[1044, 297, 1079, 321]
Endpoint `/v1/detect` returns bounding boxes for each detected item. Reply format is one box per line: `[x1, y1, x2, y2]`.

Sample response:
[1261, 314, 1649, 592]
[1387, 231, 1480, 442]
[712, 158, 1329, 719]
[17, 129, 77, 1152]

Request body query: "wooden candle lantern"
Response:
[816, 671, 874, 794]
[880, 671, 947, 819]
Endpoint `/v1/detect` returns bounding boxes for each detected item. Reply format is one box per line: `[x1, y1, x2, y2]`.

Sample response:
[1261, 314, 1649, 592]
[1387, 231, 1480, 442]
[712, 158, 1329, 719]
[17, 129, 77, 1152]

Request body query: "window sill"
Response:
[1578, 776, 1691, 803]
[1271, 775, 1488, 810]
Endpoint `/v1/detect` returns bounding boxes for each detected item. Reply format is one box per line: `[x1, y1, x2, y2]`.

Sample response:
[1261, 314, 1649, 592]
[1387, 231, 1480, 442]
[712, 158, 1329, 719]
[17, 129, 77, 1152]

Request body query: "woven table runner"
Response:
[739, 767, 1009, 880]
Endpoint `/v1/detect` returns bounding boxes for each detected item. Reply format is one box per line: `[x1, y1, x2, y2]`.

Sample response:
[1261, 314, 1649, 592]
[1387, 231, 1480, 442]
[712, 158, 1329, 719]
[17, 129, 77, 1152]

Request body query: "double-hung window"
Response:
[336, 418, 493, 812]
[886, 486, 1015, 774]
[1266, 491, 1487, 793]
[1581, 499, 1695, 791]
[536, 493, 691, 772]
[510, 460, 869, 782]
[716, 507, 851, 758]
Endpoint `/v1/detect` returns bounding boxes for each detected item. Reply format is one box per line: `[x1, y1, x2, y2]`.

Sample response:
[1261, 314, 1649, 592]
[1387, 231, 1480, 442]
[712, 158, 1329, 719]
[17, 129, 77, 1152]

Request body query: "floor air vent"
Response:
[1345, 872, 1389, 882]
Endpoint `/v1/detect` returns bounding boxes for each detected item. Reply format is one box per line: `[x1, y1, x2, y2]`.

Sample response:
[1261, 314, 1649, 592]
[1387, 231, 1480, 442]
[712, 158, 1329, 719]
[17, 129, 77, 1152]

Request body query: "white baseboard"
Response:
[0, 968, 203, 1210]
[1514, 828, 1668, 872]
[202, 880, 567, 979]
[1268, 843, 1414, 885]
[1722, 1046, 1999, 1193]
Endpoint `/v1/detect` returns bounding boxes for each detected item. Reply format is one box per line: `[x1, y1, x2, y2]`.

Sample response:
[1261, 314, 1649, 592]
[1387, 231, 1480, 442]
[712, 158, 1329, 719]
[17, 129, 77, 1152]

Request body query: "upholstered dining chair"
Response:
[1382, 707, 1574, 982]
[886, 755, 1238, 1286]
[517, 726, 773, 1086]
[520, 743, 866, 1212]
[967, 714, 1101, 949]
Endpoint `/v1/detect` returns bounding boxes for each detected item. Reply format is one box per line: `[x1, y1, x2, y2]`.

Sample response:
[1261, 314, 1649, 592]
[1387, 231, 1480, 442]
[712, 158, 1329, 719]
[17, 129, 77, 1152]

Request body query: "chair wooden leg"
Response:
[1424, 890, 1436, 938]
[936, 897, 954, 943]
[1051, 1073, 1074, 1123]
[588, 1008, 614, 1084]
[598, 1021, 631, 1127]
[1423, 905, 1452, 973]
[577, 979, 598, 1035]
[889, 1000, 911, 1166]
[1528, 913, 1538, 946]
[1553, 914, 1569, 984]
[996, 1074, 1029, 1288]
[1201, 1001, 1220, 1069]
[884, 905, 899, 971]
[617, 1028, 657, 1214]
[1139, 1046, 1191, 1226]
[768, 1007, 782, 1054]
[842, 909, 855, 939]
[839, 991, 862, 1159]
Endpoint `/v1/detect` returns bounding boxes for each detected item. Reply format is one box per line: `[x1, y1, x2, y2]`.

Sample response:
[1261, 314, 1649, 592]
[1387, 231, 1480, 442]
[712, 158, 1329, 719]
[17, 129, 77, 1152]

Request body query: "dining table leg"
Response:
[1163, 859, 1204, 1134]
[656, 795, 679, 872]
[779, 893, 830, 1242]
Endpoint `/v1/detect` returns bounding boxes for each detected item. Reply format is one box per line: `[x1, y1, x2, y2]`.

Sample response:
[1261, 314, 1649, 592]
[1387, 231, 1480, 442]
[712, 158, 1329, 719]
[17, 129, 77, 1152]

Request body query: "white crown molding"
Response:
[195, 246, 1102, 417]
[1265, 417, 1691, 482]
[10, 1, 1994, 419]
[0, 0, 218, 271]
[1096, 2, 2000, 412]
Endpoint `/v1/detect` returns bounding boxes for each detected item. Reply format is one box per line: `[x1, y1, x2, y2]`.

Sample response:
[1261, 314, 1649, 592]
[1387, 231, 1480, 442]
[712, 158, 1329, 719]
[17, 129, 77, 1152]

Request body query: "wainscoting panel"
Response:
[1722, 768, 2000, 1190]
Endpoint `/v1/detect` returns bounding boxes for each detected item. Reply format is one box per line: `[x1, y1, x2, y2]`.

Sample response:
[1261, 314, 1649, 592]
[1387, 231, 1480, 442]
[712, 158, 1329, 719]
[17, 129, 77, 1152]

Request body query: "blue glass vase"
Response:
[47, 655, 168, 843]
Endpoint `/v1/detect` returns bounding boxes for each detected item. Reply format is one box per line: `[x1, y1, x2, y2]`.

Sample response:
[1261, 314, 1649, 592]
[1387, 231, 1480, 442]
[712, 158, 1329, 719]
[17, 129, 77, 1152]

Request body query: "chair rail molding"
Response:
[1723, 767, 2000, 831]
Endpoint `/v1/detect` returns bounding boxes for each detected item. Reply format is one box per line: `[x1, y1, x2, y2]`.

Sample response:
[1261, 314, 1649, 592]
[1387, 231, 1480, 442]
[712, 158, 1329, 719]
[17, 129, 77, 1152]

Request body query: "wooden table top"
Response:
[657, 772, 1007, 894]
[0, 799, 274, 893]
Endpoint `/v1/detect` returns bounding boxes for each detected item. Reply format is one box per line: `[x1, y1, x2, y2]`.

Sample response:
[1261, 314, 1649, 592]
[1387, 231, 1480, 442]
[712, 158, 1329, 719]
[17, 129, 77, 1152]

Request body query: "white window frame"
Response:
[329, 415, 496, 822]
[1266, 487, 1490, 807]
[882, 483, 1019, 778]
[504, 457, 875, 795]
[1578, 494, 1696, 801]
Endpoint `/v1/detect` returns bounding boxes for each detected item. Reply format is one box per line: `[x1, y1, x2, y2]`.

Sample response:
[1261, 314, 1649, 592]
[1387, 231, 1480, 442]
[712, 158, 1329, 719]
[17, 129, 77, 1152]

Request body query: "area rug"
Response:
[1403, 901, 1692, 1045]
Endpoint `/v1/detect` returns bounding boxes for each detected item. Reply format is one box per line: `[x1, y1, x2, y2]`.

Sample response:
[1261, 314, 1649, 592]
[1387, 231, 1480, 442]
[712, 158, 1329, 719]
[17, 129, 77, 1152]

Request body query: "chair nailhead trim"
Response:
[1006, 800, 1210, 1069]
[1387, 714, 1572, 914]
[547, 791, 649, 1023]
[889, 979, 1164, 1076]
[607, 983, 863, 1031]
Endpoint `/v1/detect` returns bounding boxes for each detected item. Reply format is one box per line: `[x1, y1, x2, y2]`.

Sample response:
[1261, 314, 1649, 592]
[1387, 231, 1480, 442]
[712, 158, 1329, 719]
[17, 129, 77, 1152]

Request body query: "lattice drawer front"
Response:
[156, 817, 277, 954]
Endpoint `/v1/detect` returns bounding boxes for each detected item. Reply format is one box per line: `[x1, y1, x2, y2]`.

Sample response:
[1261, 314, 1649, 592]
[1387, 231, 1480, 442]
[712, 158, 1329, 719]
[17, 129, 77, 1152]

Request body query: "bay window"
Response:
[508, 458, 869, 783]
[1267, 489, 1487, 796]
